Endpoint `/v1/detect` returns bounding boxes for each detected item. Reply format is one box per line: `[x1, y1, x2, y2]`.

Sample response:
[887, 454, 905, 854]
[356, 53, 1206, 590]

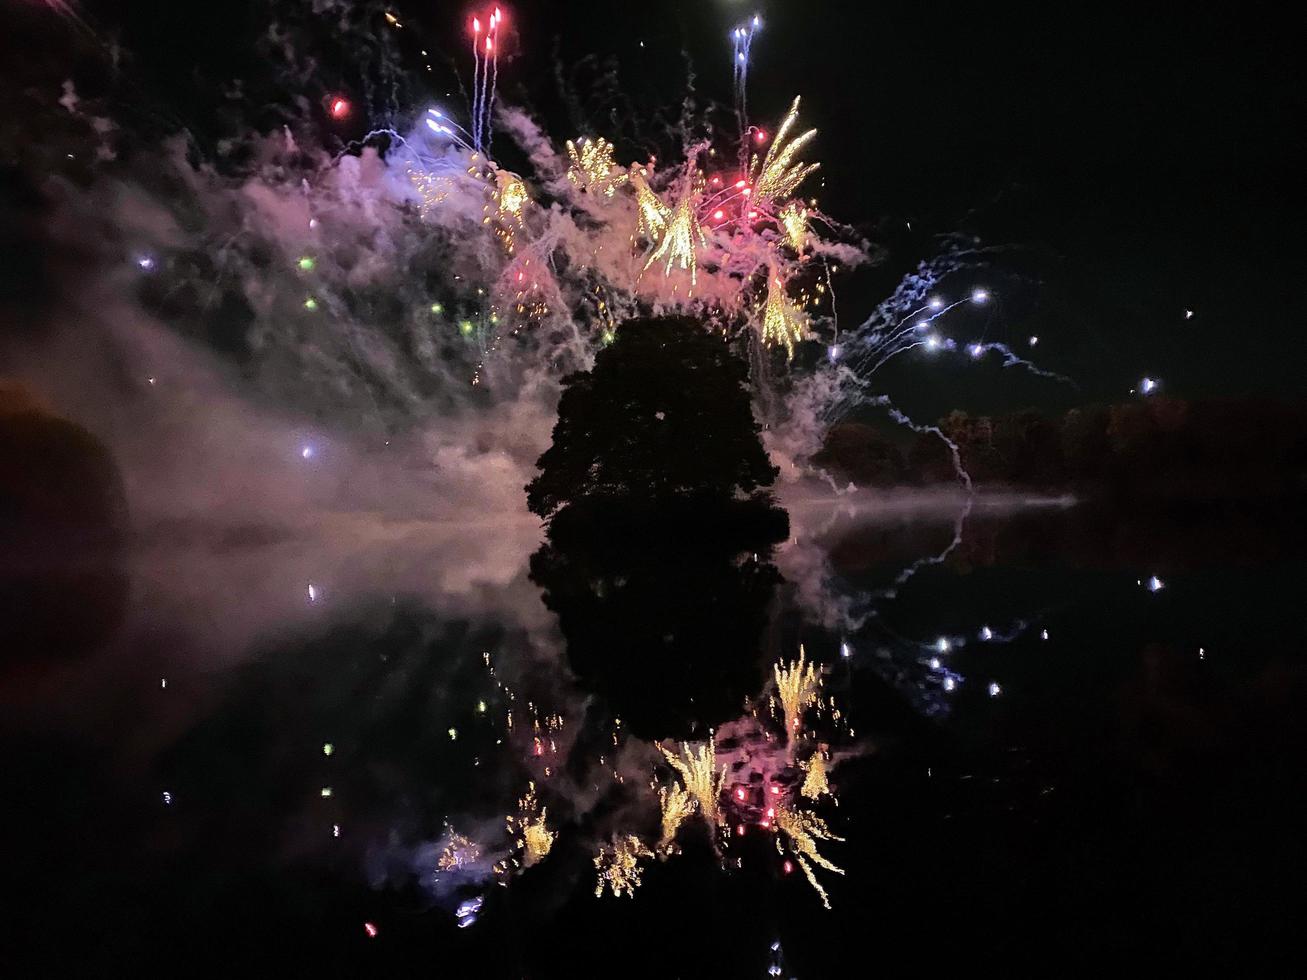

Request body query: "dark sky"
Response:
[5, 0, 1305, 411]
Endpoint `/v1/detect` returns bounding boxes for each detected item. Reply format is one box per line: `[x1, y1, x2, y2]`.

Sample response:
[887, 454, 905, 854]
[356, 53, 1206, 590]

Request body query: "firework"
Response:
[660, 740, 725, 826]
[507, 782, 555, 866]
[751, 97, 819, 207]
[775, 805, 844, 909]
[566, 138, 628, 197]
[438, 830, 482, 871]
[761, 273, 807, 357]
[774, 646, 821, 743]
[779, 202, 808, 252]
[630, 168, 671, 241]
[594, 834, 652, 898]
[646, 189, 706, 284]
[800, 753, 830, 799]
[657, 784, 697, 854]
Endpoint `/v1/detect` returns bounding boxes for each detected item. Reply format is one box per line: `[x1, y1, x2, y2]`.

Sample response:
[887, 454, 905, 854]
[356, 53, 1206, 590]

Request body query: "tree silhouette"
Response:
[526, 316, 779, 519]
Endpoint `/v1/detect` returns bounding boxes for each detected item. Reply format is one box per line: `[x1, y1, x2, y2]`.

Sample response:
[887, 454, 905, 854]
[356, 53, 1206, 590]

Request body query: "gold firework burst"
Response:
[800, 753, 830, 799]
[779, 202, 808, 251]
[594, 834, 652, 898]
[629, 168, 670, 240]
[659, 739, 725, 826]
[776, 805, 845, 909]
[657, 784, 697, 854]
[507, 782, 555, 866]
[752, 97, 820, 206]
[437, 830, 482, 871]
[774, 645, 821, 741]
[566, 137, 629, 197]
[761, 274, 808, 358]
[645, 190, 706, 283]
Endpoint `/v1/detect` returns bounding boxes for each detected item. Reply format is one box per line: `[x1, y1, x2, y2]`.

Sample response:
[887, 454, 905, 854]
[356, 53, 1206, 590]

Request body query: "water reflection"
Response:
[530, 494, 788, 740]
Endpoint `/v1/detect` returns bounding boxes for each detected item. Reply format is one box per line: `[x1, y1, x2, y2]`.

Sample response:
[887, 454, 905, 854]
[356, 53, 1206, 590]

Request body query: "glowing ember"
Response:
[594, 834, 652, 898]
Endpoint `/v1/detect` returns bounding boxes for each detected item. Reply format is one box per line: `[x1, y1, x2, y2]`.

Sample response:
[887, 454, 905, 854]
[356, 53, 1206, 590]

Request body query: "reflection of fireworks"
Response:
[775, 805, 844, 909]
[774, 646, 821, 743]
[594, 834, 652, 898]
[507, 782, 555, 866]
[657, 784, 696, 854]
[660, 740, 725, 826]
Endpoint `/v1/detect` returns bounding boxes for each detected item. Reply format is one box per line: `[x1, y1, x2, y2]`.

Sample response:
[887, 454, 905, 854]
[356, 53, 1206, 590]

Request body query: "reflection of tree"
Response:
[530, 495, 787, 740]
[526, 314, 789, 740]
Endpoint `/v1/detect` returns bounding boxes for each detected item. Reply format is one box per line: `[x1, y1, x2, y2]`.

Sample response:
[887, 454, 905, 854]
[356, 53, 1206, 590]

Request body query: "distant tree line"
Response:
[814, 398, 1307, 497]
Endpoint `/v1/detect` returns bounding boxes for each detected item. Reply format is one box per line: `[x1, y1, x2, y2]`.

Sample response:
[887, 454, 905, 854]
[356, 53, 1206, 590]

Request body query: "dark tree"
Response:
[526, 316, 778, 519]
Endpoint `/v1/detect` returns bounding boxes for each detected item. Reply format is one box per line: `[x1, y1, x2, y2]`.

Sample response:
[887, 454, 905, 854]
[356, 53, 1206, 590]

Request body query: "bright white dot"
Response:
[971, 288, 989, 303]
[987, 681, 1002, 698]
[840, 643, 851, 659]
[146, 376, 156, 385]
[737, 52, 745, 62]
[1146, 575, 1164, 592]
[1198, 647, 1205, 660]
[333, 823, 341, 837]
[308, 218, 319, 229]
[320, 787, 332, 798]
[301, 445, 314, 459]
[160, 677, 167, 689]
[1184, 309, 1194, 319]
[936, 637, 950, 653]
[448, 727, 458, 740]
[980, 626, 993, 641]
[753, 15, 762, 27]
[928, 297, 944, 310]
[925, 335, 941, 351]
[1140, 377, 1158, 394]
[1040, 629, 1050, 641]
[929, 657, 941, 670]
[137, 256, 155, 270]
[1028, 335, 1039, 346]
[969, 343, 984, 359]
[943, 677, 957, 692]
[162, 791, 173, 805]
[828, 344, 842, 362]
[307, 583, 318, 602]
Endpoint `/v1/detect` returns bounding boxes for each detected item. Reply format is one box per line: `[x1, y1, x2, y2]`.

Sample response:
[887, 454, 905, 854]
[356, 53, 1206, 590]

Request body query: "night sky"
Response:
[4, 0, 1305, 409]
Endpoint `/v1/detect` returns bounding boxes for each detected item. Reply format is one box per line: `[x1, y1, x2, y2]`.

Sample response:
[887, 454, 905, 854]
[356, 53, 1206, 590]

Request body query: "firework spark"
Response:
[645, 190, 706, 283]
[437, 830, 482, 871]
[657, 783, 697, 854]
[751, 97, 820, 206]
[629, 168, 671, 241]
[774, 646, 821, 743]
[566, 137, 629, 197]
[775, 805, 845, 909]
[779, 202, 808, 251]
[800, 753, 831, 799]
[507, 782, 555, 866]
[761, 273, 808, 357]
[660, 739, 725, 826]
[594, 834, 652, 898]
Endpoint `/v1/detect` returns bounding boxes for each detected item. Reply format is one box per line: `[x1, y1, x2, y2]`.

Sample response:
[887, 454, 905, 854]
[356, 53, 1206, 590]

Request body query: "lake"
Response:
[3, 487, 1304, 974]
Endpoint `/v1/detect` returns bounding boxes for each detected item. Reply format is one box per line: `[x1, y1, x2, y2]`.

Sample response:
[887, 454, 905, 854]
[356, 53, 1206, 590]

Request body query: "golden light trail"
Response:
[761, 273, 807, 358]
[629, 168, 671, 241]
[594, 834, 652, 898]
[800, 753, 830, 799]
[774, 645, 821, 742]
[657, 784, 696, 854]
[437, 830, 482, 871]
[496, 170, 529, 217]
[751, 97, 819, 206]
[776, 805, 845, 909]
[660, 739, 725, 826]
[507, 781, 555, 866]
[566, 137, 628, 197]
[645, 190, 706, 284]
[779, 201, 808, 251]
